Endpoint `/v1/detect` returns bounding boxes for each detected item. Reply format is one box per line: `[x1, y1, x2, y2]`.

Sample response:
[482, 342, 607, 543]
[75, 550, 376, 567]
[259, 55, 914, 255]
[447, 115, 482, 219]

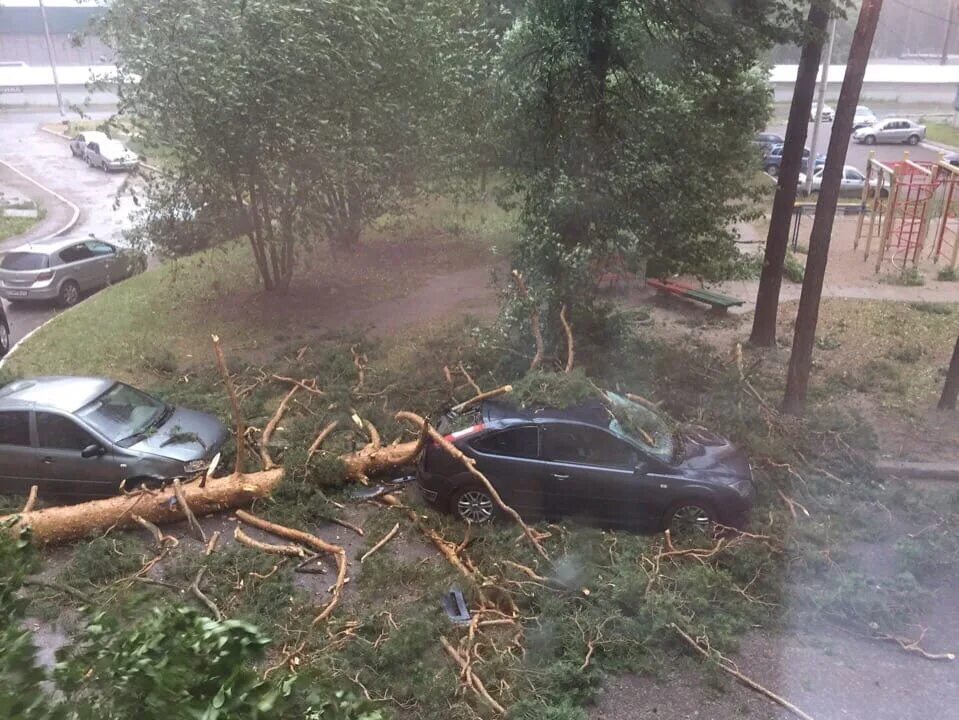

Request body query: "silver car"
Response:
[69, 130, 109, 158]
[83, 139, 139, 172]
[853, 118, 926, 146]
[0, 377, 228, 500]
[0, 236, 145, 307]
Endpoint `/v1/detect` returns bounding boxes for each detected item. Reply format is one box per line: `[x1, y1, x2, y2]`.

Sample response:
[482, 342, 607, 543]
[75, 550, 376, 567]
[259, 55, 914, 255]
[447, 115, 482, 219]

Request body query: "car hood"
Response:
[127, 406, 228, 462]
[670, 426, 751, 483]
[102, 148, 136, 161]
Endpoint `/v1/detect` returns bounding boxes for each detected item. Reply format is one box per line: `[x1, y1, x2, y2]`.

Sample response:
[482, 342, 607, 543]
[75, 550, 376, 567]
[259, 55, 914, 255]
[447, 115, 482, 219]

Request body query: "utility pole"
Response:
[38, 0, 65, 116]
[806, 17, 837, 196]
[943, 0, 956, 66]
[783, 0, 885, 415]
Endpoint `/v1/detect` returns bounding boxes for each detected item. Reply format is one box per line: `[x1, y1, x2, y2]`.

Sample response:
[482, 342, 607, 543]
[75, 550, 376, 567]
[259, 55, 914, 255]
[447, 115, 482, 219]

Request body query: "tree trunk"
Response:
[938, 332, 959, 410]
[2, 470, 284, 546]
[749, 1, 830, 347]
[783, 0, 884, 415]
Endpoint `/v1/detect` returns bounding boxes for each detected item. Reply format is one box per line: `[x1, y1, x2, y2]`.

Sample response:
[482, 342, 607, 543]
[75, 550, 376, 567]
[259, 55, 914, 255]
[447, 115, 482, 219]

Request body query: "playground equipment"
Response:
[854, 151, 959, 274]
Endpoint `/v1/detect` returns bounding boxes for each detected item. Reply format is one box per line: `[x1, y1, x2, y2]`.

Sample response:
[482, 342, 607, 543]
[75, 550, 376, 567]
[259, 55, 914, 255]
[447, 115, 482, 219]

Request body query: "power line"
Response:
[888, 0, 958, 25]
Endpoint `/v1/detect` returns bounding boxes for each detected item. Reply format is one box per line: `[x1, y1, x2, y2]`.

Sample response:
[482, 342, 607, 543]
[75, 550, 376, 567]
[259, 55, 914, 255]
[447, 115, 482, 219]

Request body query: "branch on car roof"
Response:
[396, 411, 550, 562]
[450, 385, 514, 414]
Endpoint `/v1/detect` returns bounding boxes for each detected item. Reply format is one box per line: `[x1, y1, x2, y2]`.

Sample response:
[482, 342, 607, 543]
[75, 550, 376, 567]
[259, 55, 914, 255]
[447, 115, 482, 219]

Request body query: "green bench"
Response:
[647, 279, 744, 314]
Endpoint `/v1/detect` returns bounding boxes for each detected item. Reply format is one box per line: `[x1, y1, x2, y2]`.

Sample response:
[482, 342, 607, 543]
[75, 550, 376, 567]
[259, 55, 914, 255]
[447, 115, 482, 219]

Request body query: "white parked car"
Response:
[852, 105, 877, 130]
[69, 131, 109, 158]
[853, 118, 926, 146]
[810, 103, 834, 122]
[83, 139, 140, 172]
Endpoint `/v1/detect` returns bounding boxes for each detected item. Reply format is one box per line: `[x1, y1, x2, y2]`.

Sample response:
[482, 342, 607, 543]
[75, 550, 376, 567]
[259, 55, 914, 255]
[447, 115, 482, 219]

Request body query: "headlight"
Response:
[183, 459, 208, 474]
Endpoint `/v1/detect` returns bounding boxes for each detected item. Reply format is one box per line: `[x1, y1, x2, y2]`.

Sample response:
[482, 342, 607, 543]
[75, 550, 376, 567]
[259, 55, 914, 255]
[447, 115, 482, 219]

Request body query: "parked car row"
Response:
[761, 143, 825, 177]
[69, 131, 139, 172]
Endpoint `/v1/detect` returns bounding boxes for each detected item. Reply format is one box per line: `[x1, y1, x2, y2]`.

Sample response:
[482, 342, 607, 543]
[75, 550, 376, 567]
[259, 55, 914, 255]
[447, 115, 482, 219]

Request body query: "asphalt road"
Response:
[0, 109, 139, 347]
[766, 119, 945, 173]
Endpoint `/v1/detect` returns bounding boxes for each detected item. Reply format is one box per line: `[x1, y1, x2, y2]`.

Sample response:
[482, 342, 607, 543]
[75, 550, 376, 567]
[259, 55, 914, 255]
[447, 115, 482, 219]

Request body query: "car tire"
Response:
[664, 500, 717, 537]
[58, 280, 80, 308]
[907, 134, 920, 146]
[764, 165, 778, 177]
[0, 322, 9, 358]
[865, 135, 876, 145]
[450, 485, 497, 524]
[123, 476, 167, 492]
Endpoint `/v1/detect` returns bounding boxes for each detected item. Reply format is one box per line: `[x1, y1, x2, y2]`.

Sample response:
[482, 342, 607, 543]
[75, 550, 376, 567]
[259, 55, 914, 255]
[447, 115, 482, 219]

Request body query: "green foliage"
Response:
[59, 535, 147, 590]
[511, 368, 600, 408]
[782, 252, 806, 283]
[937, 266, 959, 282]
[496, 0, 782, 334]
[908, 301, 953, 316]
[882, 267, 925, 286]
[102, 0, 488, 290]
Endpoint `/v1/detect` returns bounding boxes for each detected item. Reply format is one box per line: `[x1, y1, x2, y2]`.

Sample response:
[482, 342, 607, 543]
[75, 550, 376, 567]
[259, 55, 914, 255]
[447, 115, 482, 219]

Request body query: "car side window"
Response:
[541, 425, 639, 468]
[59, 244, 94, 264]
[86, 241, 116, 256]
[37, 412, 96, 451]
[0, 411, 31, 446]
[471, 426, 538, 458]
[88, 142, 99, 153]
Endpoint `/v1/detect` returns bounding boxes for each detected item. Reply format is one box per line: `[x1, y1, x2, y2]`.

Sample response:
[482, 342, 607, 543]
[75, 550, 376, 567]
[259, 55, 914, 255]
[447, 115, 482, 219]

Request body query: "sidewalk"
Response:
[0, 162, 78, 250]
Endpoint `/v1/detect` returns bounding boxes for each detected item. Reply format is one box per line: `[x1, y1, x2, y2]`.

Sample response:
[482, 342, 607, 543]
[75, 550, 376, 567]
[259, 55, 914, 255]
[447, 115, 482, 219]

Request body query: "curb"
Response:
[39, 124, 163, 176]
[876, 460, 959, 482]
[920, 139, 959, 154]
[0, 158, 81, 242]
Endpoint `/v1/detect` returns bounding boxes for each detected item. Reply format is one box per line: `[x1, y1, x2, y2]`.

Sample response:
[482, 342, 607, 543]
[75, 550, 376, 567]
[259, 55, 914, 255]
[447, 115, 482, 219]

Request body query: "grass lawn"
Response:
[923, 120, 959, 148]
[0, 214, 40, 243]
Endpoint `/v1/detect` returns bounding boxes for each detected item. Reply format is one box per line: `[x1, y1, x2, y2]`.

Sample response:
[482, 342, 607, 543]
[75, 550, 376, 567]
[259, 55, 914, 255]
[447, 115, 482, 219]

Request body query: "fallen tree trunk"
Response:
[1, 470, 283, 545]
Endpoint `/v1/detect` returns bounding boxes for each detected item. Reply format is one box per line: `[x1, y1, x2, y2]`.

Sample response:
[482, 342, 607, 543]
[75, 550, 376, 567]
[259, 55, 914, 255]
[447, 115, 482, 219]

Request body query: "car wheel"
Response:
[765, 165, 778, 177]
[0, 322, 9, 358]
[123, 476, 167, 492]
[451, 486, 496, 524]
[865, 135, 876, 145]
[664, 500, 716, 537]
[907, 134, 920, 146]
[58, 280, 80, 308]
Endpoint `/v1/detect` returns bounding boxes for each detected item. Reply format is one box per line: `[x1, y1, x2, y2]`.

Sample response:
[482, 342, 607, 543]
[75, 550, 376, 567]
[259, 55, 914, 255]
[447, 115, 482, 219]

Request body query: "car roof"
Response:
[77, 130, 108, 139]
[7, 235, 102, 255]
[0, 376, 115, 413]
[482, 398, 611, 428]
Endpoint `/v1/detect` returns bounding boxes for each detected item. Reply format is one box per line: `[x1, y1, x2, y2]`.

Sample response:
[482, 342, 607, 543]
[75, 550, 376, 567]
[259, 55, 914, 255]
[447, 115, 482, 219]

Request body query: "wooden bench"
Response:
[646, 278, 744, 314]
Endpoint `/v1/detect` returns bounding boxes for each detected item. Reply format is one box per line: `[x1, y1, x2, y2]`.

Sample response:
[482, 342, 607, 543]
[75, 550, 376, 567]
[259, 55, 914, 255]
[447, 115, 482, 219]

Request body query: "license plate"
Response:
[6, 290, 27, 297]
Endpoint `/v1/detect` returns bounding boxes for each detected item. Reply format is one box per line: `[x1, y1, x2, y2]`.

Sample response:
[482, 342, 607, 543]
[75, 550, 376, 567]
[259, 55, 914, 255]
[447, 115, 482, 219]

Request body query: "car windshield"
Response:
[604, 391, 675, 462]
[75, 382, 168, 446]
[0, 252, 50, 271]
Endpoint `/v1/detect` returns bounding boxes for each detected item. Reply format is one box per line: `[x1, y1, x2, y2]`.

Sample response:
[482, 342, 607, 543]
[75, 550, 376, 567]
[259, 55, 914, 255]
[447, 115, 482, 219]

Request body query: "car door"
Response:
[84, 240, 118, 287]
[538, 423, 649, 528]
[85, 141, 99, 164]
[844, 167, 866, 195]
[874, 121, 891, 143]
[58, 242, 97, 291]
[468, 425, 545, 516]
[35, 411, 124, 498]
[0, 410, 43, 495]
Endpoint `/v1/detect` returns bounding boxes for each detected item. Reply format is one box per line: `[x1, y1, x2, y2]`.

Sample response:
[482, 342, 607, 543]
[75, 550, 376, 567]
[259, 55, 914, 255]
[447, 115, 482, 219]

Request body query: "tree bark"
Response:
[749, 1, 830, 347]
[783, 0, 884, 415]
[2, 470, 283, 546]
[938, 333, 959, 410]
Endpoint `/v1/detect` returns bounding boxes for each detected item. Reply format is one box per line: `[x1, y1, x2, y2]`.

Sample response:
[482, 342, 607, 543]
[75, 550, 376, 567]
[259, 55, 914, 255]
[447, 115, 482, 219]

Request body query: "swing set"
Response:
[854, 150, 959, 274]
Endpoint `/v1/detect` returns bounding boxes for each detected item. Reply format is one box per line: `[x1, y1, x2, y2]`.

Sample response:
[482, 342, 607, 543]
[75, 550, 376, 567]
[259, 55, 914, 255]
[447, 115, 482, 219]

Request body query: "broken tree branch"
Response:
[458, 362, 482, 396]
[440, 635, 506, 716]
[397, 412, 549, 561]
[22, 486, 38, 514]
[272, 375, 326, 397]
[512, 270, 544, 371]
[340, 413, 429, 483]
[351, 346, 368, 392]
[234, 509, 347, 625]
[234, 526, 308, 557]
[670, 623, 816, 720]
[204, 530, 221, 555]
[361, 522, 399, 563]
[22, 578, 92, 604]
[560, 304, 574, 373]
[191, 567, 222, 620]
[261, 387, 298, 470]
[212, 334, 246, 476]
[308, 420, 340, 459]
[451, 385, 514, 414]
[173, 479, 206, 543]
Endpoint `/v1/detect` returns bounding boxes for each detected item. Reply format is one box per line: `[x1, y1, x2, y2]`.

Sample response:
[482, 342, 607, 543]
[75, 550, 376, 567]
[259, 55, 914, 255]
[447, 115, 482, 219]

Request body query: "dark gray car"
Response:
[0, 377, 228, 500]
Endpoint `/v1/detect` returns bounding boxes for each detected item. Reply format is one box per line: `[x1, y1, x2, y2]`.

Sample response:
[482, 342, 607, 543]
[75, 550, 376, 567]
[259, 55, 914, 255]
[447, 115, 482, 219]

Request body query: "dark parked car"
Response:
[417, 394, 755, 534]
[763, 144, 825, 177]
[753, 132, 784, 154]
[0, 377, 228, 500]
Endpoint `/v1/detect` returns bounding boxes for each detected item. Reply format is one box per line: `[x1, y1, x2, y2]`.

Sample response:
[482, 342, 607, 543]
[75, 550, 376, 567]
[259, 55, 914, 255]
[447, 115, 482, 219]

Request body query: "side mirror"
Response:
[81, 444, 105, 459]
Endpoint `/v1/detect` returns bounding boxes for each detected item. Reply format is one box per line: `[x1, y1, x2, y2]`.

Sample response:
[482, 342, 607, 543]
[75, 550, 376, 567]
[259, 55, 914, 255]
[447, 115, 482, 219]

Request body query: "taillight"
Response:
[35, 271, 53, 282]
[442, 423, 486, 443]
